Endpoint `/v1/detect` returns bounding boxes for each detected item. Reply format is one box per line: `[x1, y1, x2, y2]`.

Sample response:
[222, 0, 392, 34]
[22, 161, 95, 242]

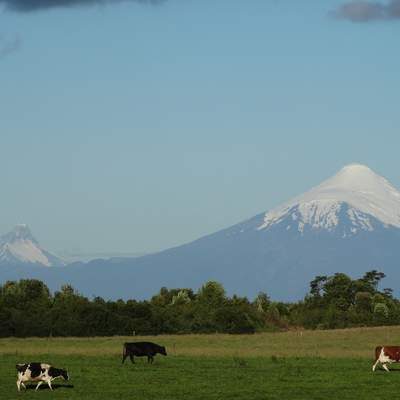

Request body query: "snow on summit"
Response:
[258, 164, 400, 234]
[0, 225, 64, 267]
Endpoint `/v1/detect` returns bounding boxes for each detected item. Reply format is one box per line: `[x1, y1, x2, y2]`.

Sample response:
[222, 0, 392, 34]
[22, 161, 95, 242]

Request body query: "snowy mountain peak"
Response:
[258, 164, 400, 234]
[0, 225, 64, 267]
[3, 224, 38, 244]
[317, 163, 398, 194]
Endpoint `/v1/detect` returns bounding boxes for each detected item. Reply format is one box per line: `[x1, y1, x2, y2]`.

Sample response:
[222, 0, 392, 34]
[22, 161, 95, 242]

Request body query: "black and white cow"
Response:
[16, 363, 69, 391]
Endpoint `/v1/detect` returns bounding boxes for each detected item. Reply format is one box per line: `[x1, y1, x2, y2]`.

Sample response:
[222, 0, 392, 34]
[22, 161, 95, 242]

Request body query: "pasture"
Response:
[1, 326, 400, 399]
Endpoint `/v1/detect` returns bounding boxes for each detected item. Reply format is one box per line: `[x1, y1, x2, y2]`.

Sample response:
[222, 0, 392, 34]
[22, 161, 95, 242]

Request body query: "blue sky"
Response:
[0, 0, 399, 255]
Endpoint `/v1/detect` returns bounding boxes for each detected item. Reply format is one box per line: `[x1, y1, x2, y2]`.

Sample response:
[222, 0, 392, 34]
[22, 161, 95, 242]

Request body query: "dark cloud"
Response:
[0, 35, 21, 59]
[0, 0, 165, 12]
[332, 0, 400, 22]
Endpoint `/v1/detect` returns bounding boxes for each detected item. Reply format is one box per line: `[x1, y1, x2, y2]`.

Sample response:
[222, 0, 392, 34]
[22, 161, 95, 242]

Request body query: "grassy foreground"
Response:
[1, 326, 400, 399]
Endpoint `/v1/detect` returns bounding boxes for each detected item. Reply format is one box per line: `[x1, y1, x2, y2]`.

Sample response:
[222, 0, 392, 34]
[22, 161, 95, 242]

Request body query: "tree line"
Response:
[0, 270, 398, 337]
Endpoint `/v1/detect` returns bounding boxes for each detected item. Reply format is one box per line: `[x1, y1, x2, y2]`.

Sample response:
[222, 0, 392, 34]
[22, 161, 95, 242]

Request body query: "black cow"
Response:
[122, 342, 167, 364]
[16, 363, 69, 391]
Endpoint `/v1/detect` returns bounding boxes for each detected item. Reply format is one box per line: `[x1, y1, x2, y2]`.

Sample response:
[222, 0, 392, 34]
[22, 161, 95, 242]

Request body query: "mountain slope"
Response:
[2, 164, 400, 300]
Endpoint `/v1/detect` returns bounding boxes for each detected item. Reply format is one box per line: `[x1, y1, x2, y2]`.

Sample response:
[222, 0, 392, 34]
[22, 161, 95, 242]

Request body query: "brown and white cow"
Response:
[372, 346, 400, 372]
[16, 363, 69, 391]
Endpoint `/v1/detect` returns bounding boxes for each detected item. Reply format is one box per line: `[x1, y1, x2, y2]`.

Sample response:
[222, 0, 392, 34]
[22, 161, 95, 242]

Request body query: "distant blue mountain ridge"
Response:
[2, 164, 400, 301]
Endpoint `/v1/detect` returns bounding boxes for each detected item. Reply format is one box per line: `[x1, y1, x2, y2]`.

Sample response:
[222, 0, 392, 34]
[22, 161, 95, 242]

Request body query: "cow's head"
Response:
[160, 346, 167, 356]
[61, 369, 69, 381]
[50, 367, 69, 381]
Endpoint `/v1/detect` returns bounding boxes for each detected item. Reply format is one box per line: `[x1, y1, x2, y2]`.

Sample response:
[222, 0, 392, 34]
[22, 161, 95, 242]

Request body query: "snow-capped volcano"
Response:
[2, 164, 400, 301]
[0, 225, 64, 267]
[258, 164, 400, 235]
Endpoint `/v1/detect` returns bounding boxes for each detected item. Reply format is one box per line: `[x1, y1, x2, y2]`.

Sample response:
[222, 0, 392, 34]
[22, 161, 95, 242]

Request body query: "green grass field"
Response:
[1, 326, 400, 399]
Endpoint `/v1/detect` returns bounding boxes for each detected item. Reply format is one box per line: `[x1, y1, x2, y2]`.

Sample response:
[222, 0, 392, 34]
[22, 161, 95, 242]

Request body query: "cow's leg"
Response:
[372, 358, 380, 371]
[382, 363, 390, 372]
[35, 381, 44, 391]
[129, 354, 135, 364]
[122, 354, 127, 364]
[16, 380, 21, 392]
[46, 379, 53, 391]
[147, 356, 151, 363]
[150, 356, 154, 364]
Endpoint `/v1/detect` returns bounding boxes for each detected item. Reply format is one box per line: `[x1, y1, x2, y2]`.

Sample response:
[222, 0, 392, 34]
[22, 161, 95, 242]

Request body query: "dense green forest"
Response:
[0, 270, 398, 337]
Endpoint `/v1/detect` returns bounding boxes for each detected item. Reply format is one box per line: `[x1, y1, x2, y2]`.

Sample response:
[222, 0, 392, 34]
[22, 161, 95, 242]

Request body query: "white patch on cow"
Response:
[379, 348, 393, 366]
